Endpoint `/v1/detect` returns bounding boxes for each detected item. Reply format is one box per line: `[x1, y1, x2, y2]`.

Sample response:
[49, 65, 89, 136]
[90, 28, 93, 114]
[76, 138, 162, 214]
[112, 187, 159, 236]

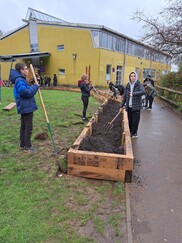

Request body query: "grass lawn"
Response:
[0, 87, 127, 243]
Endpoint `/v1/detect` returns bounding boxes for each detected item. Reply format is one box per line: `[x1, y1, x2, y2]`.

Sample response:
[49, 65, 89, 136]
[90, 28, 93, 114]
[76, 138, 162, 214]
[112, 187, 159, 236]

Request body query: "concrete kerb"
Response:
[125, 183, 133, 243]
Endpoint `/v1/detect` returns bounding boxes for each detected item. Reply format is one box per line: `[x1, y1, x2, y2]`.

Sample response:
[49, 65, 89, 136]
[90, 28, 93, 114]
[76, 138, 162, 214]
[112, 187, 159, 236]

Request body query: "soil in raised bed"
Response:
[79, 99, 124, 154]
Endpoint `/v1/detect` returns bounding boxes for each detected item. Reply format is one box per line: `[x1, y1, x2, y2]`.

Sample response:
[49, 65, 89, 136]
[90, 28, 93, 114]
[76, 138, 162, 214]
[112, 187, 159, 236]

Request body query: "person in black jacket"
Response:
[53, 74, 57, 87]
[78, 74, 93, 122]
[143, 75, 156, 109]
[120, 71, 145, 138]
[143, 75, 155, 87]
[107, 81, 125, 97]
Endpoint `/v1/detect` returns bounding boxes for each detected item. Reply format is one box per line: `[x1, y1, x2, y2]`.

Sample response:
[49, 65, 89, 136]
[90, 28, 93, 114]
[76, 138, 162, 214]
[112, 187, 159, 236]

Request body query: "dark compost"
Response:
[79, 100, 124, 154]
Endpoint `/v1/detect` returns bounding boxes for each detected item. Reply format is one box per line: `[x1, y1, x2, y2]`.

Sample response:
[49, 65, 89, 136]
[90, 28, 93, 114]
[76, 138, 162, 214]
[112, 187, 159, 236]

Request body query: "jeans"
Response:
[81, 96, 89, 118]
[20, 112, 33, 148]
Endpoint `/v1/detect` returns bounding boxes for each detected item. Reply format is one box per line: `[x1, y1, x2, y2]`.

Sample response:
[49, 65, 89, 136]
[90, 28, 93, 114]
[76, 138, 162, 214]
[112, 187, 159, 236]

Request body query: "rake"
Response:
[92, 86, 103, 101]
[30, 64, 56, 152]
[103, 110, 121, 131]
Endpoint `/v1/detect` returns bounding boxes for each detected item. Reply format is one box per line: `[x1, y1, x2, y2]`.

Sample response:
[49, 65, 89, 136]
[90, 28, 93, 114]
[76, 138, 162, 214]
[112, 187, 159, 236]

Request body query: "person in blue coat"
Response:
[10, 63, 39, 152]
[120, 71, 145, 138]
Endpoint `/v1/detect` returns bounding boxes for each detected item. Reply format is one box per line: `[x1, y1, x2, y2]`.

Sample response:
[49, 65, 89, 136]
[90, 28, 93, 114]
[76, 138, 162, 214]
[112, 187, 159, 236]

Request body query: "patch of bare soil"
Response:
[79, 100, 124, 154]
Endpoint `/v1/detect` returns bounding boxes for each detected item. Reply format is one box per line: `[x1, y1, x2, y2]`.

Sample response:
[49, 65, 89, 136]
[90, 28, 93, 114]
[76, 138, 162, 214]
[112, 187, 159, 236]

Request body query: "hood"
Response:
[9, 69, 24, 84]
[78, 80, 85, 87]
[129, 71, 138, 83]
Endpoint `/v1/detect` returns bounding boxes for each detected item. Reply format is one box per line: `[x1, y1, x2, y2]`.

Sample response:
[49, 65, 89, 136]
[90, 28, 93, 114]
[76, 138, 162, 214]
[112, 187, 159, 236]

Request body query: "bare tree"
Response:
[132, 0, 182, 63]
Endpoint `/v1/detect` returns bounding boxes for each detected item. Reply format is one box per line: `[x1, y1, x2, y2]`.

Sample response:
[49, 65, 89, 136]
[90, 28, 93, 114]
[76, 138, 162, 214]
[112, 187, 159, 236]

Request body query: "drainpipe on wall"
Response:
[122, 39, 127, 84]
[98, 48, 101, 87]
[149, 59, 152, 76]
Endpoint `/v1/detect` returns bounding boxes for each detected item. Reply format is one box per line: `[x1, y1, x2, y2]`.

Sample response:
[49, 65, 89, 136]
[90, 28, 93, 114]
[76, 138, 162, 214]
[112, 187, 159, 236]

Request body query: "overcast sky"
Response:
[0, 0, 168, 40]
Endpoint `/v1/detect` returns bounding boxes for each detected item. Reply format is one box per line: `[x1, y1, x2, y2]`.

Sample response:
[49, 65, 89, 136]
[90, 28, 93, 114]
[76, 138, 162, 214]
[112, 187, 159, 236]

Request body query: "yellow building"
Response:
[0, 8, 171, 87]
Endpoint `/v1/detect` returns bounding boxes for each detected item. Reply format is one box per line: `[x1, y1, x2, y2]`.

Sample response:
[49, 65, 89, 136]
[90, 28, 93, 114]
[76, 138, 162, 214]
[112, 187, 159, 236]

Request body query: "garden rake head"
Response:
[103, 110, 121, 131]
[103, 121, 114, 131]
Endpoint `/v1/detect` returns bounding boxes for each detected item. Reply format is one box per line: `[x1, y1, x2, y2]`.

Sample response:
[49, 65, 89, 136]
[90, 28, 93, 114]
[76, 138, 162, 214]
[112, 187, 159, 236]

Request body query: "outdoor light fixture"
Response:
[72, 53, 77, 59]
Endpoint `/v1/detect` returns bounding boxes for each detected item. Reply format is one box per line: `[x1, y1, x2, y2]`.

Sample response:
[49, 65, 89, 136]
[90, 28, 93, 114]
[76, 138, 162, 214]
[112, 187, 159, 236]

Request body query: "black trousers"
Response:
[145, 95, 154, 108]
[127, 108, 140, 135]
[81, 96, 89, 118]
[20, 112, 33, 148]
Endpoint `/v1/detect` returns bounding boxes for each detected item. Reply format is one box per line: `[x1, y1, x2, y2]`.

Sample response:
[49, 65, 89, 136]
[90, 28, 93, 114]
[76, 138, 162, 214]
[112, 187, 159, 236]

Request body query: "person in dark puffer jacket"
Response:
[119, 71, 145, 138]
[78, 74, 93, 122]
[10, 63, 39, 152]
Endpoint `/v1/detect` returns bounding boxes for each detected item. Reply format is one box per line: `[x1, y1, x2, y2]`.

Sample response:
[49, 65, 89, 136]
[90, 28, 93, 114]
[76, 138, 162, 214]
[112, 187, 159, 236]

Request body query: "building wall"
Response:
[37, 25, 100, 86]
[0, 24, 170, 85]
[0, 27, 30, 79]
[98, 49, 124, 85]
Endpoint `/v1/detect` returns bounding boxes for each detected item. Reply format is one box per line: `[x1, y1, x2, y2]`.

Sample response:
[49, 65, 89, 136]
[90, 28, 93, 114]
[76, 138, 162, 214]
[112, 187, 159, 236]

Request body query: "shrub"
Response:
[159, 63, 182, 91]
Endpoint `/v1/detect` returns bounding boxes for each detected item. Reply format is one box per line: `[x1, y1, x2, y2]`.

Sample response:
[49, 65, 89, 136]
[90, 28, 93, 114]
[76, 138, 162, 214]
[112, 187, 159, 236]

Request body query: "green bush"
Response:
[159, 63, 182, 91]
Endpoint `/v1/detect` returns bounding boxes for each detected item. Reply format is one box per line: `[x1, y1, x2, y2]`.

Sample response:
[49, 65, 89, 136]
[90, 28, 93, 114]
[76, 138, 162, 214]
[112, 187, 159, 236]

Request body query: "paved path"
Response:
[130, 100, 182, 243]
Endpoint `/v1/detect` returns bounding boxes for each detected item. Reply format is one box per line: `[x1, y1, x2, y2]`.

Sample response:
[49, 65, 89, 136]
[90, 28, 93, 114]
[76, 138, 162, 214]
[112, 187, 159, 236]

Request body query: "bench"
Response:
[3, 102, 16, 111]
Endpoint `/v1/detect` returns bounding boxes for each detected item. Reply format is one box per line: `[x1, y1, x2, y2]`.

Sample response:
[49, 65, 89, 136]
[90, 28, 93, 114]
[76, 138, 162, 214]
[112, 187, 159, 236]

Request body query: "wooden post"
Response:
[86, 66, 88, 75]
[88, 65, 91, 81]
[122, 132, 125, 146]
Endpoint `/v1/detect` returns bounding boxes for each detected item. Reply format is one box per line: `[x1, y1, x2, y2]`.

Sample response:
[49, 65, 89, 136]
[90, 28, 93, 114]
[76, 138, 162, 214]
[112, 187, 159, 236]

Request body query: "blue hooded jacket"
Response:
[10, 69, 39, 114]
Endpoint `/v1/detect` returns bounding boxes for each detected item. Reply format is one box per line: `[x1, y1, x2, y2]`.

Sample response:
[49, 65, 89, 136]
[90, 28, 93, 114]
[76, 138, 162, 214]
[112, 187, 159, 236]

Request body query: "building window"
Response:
[107, 35, 113, 50]
[135, 67, 140, 78]
[143, 68, 149, 78]
[91, 30, 99, 48]
[58, 69, 65, 75]
[106, 64, 111, 81]
[57, 45, 64, 51]
[116, 66, 122, 85]
[143, 68, 155, 79]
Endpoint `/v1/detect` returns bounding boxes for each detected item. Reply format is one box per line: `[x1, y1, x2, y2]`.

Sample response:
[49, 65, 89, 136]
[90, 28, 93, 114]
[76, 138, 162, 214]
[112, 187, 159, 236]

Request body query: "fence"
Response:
[155, 85, 182, 111]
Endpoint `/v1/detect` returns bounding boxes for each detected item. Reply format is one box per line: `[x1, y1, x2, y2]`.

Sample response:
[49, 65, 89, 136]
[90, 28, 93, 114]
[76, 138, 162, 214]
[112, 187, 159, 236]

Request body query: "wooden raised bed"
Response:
[67, 101, 134, 183]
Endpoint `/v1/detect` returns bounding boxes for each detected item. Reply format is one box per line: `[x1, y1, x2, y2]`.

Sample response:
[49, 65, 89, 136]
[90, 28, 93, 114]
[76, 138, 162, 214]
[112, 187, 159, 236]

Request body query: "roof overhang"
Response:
[0, 52, 50, 62]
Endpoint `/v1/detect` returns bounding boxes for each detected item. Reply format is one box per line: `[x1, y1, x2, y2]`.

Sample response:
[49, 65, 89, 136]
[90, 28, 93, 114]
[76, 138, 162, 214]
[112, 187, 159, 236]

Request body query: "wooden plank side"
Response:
[68, 150, 133, 170]
[68, 149, 133, 159]
[68, 164, 126, 182]
[124, 134, 133, 159]
[118, 157, 133, 170]
[68, 150, 118, 169]
[72, 126, 90, 148]
[123, 110, 134, 160]
[3, 102, 16, 111]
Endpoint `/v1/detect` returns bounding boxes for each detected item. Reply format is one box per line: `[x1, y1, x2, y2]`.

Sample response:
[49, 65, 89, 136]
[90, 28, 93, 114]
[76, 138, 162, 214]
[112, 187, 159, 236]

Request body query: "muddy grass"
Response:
[79, 100, 124, 154]
[63, 177, 127, 243]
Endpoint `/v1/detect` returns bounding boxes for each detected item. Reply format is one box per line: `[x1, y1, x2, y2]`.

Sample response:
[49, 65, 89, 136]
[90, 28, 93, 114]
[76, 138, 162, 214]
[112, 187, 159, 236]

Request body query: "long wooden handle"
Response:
[110, 110, 121, 124]
[30, 64, 49, 123]
[92, 86, 103, 100]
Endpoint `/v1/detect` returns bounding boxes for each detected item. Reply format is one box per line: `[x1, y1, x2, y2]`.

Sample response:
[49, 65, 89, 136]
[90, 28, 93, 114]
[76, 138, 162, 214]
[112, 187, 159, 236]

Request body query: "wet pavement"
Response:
[130, 100, 182, 243]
